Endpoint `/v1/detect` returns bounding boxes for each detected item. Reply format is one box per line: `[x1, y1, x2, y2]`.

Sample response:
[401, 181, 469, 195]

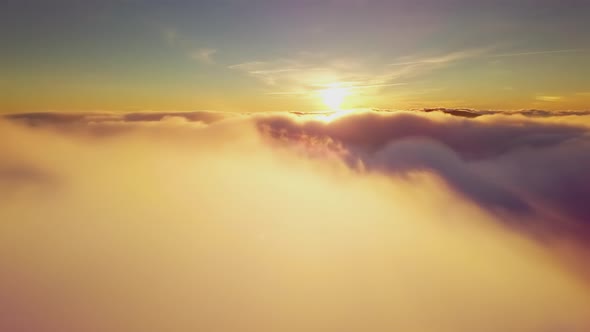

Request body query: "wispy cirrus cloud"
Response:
[190, 48, 218, 64]
[158, 25, 219, 65]
[160, 26, 180, 46]
[229, 49, 482, 97]
[389, 48, 584, 66]
[387, 47, 491, 66]
[536, 95, 564, 102]
[229, 55, 406, 97]
[229, 47, 500, 98]
[231, 46, 586, 108]
[488, 48, 585, 58]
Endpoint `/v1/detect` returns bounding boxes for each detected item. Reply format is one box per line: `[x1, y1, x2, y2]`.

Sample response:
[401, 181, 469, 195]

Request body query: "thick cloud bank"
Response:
[259, 110, 590, 229]
[1, 109, 590, 332]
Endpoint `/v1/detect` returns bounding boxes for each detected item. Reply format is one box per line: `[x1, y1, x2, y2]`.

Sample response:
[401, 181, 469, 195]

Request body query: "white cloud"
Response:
[2, 110, 590, 331]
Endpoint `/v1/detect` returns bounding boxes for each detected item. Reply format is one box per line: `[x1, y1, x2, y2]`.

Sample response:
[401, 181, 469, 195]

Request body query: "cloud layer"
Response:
[1, 109, 590, 332]
[257, 110, 590, 227]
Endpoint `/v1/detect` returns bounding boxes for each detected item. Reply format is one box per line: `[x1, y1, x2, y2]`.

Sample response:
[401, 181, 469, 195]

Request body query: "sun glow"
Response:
[316, 109, 357, 123]
[320, 87, 349, 110]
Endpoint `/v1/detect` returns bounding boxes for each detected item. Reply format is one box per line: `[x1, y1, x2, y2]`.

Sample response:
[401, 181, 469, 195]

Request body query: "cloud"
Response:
[537, 95, 564, 102]
[1, 109, 590, 331]
[256, 110, 590, 228]
[229, 53, 414, 97]
[158, 25, 218, 65]
[191, 48, 218, 64]
[387, 48, 490, 66]
[4, 110, 235, 126]
[161, 26, 179, 46]
[488, 49, 584, 58]
[388, 48, 584, 66]
[229, 48, 499, 99]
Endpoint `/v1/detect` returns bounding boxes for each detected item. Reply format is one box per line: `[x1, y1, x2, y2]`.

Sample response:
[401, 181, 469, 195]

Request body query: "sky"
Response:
[3, 2, 590, 329]
[2, 0, 590, 112]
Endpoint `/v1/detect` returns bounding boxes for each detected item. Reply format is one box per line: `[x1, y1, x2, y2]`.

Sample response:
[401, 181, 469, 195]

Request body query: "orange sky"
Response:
[2, 1, 590, 112]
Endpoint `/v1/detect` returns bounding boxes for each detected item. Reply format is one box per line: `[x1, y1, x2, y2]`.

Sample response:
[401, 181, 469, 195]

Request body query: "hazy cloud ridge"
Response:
[258, 110, 590, 229]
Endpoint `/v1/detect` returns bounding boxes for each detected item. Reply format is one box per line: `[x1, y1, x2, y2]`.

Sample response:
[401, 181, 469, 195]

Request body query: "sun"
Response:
[320, 87, 349, 110]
